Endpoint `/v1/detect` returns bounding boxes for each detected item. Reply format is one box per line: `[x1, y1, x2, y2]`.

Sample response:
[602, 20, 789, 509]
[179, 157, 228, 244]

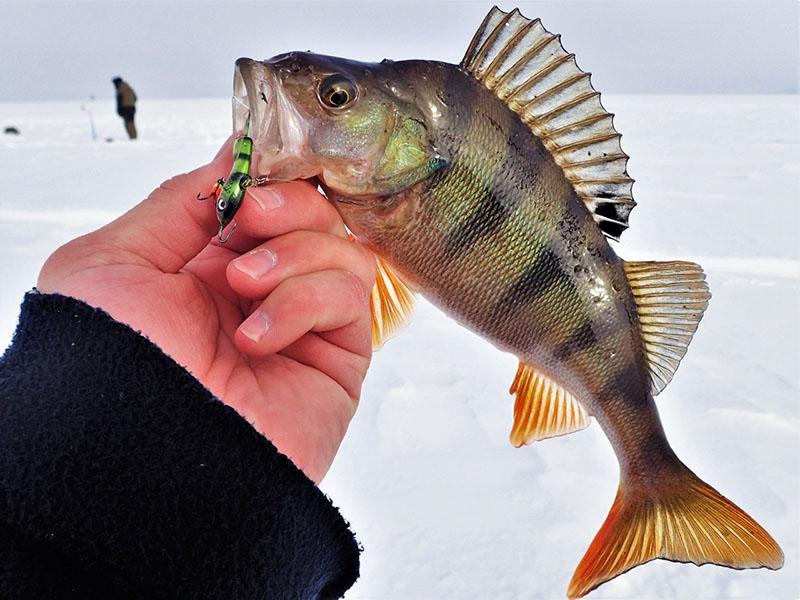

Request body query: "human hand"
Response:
[37, 142, 376, 483]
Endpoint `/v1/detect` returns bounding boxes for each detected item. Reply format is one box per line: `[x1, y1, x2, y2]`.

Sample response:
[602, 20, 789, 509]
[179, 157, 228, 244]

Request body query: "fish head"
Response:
[234, 53, 446, 199]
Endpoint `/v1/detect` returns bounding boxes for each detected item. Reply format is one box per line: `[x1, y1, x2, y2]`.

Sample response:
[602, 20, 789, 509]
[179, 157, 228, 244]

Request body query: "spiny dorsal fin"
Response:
[371, 254, 416, 350]
[624, 261, 711, 395]
[509, 362, 591, 446]
[462, 6, 636, 241]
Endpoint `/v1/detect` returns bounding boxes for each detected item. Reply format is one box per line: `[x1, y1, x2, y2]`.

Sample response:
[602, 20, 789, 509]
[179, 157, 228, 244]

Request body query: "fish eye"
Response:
[318, 74, 358, 110]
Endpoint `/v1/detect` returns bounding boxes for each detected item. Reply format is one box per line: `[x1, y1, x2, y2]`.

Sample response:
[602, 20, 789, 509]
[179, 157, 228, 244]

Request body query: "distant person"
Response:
[112, 76, 137, 139]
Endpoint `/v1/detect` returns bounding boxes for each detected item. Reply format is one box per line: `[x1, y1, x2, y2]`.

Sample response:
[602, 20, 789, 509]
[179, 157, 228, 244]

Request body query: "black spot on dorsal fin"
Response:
[461, 6, 637, 242]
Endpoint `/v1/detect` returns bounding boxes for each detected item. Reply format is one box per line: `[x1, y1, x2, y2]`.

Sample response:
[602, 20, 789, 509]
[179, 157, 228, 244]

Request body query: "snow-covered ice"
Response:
[1, 95, 798, 599]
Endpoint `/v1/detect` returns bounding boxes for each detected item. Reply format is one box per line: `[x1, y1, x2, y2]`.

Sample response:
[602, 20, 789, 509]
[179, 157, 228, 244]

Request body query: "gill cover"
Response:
[374, 112, 448, 195]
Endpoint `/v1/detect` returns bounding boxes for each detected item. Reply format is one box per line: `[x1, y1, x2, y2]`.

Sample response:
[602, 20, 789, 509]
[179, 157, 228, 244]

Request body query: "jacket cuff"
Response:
[0, 292, 359, 598]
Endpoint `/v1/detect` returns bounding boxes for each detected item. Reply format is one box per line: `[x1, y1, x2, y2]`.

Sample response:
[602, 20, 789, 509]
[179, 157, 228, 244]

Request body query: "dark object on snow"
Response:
[0, 292, 360, 598]
[3, 126, 19, 135]
[112, 76, 138, 140]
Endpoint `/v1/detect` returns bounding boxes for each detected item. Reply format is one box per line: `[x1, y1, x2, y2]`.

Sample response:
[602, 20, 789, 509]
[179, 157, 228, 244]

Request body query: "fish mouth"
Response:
[233, 57, 319, 181]
[233, 58, 274, 153]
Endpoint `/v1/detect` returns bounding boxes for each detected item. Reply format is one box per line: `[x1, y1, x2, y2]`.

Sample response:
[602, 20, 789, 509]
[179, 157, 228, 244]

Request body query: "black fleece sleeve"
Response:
[0, 292, 360, 599]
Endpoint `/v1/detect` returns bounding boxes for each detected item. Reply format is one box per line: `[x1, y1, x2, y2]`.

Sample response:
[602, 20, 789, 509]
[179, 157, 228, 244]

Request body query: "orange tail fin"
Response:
[567, 468, 784, 598]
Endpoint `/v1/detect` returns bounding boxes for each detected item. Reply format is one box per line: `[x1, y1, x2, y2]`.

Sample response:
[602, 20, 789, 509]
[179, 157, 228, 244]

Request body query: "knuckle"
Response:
[281, 275, 322, 315]
[356, 246, 378, 283]
[158, 172, 191, 194]
[280, 229, 316, 249]
[338, 270, 370, 309]
[327, 236, 376, 285]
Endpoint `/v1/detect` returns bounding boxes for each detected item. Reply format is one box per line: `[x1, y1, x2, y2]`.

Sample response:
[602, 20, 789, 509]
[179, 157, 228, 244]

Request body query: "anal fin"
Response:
[509, 363, 590, 446]
[624, 260, 711, 395]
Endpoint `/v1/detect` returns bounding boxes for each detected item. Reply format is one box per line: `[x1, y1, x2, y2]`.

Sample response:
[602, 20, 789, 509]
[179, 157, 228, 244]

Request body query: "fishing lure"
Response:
[197, 116, 265, 243]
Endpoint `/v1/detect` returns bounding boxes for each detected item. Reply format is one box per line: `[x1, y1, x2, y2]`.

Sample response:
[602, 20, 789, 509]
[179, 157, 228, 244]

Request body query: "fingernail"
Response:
[234, 249, 276, 279]
[253, 188, 284, 212]
[240, 310, 270, 343]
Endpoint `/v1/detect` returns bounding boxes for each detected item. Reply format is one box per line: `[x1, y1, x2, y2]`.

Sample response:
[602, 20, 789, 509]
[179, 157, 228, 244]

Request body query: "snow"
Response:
[1, 95, 798, 599]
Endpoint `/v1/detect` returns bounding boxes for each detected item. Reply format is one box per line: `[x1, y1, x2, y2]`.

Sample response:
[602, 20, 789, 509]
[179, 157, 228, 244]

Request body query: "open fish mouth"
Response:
[233, 58, 275, 151]
[232, 57, 319, 181]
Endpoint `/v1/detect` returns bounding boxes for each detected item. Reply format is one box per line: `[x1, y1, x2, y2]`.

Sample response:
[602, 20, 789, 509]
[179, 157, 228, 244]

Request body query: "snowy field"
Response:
[1, 95, 798, 599]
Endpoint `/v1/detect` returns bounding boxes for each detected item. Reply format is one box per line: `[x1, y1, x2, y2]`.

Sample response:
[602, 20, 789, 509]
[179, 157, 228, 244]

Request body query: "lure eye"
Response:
[318, 74, 357, 110]
[217, 198, 227, 211]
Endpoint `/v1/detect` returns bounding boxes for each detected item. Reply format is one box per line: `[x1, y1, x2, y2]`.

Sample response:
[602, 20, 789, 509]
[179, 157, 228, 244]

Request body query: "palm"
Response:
[38, 156, 374, 482]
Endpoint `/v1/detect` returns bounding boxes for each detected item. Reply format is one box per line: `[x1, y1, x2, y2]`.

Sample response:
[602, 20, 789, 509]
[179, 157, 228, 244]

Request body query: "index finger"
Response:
[96, 138, 234, 273]
[234, 181, 347, 241]
[200, 180, 348, 257]
[236, 180, 346, 239]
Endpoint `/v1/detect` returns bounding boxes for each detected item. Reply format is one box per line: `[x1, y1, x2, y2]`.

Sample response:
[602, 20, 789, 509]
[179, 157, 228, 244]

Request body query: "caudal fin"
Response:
[567, 468, 784, 598]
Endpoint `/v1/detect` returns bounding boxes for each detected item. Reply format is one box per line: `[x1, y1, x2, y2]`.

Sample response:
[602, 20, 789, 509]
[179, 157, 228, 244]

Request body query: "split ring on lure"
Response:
[197, 116, 267, 243]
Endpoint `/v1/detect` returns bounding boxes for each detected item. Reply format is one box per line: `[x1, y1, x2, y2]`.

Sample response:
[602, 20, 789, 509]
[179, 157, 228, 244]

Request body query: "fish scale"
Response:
[231, 6, 781, 597]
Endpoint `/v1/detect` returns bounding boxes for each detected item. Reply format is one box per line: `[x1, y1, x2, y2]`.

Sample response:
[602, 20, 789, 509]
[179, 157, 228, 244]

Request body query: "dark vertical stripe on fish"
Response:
[445, 65, 477, 150]
[601, 362, 647, 405]
[444, 188, 509, 257]
[496, 247, 572, 310]
[552, 320, 598, 361]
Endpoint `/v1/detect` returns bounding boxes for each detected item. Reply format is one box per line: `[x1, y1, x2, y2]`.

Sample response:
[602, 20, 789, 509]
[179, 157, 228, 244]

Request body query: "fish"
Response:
[229, 6, 784, 597]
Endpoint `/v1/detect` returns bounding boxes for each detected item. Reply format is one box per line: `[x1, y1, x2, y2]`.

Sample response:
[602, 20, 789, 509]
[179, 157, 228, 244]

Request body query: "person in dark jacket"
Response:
[113, 76, 138, 139]
[0, 140, 374, 598]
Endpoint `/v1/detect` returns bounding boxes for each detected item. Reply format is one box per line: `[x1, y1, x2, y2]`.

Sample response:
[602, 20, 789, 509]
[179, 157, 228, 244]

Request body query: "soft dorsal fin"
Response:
[462, 7, 635, 241]
[370, 254, 416, 349]
[509, 362, 591, 446]
[624, 261, 711, 395]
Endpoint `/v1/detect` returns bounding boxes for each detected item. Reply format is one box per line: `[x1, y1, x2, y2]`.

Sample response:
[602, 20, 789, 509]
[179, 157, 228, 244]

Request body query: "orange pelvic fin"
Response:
[509, 363, 590, 446]
[346, 234, 416, 350]
[567, 468, 784, 598]
[370, 254, 416, 350]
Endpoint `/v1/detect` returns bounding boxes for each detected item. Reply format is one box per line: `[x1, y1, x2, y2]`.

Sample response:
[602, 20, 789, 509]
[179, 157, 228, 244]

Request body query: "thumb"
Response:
[97, 137, 234, 273]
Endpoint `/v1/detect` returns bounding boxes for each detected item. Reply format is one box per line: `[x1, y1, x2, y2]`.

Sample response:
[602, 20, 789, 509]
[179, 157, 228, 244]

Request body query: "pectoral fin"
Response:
[347, 234, 416, 349]
[509, 362, 590, 446]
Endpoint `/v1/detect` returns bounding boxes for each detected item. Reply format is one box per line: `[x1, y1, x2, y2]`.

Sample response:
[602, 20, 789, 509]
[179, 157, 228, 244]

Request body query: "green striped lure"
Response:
[198, 115, 264, 243]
